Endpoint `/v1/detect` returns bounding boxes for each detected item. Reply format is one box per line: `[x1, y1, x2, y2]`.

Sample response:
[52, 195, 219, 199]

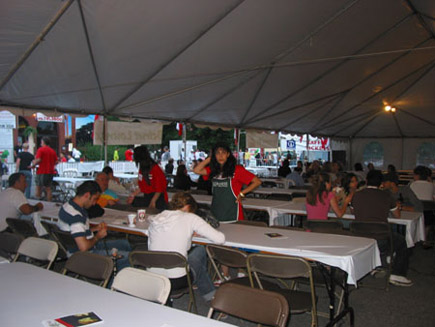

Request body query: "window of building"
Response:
[363, 142, 384, 168]
[416, 142, 435, 169]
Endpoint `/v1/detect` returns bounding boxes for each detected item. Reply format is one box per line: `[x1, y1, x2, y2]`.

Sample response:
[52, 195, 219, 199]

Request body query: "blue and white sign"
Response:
[287, 140, 296, 149]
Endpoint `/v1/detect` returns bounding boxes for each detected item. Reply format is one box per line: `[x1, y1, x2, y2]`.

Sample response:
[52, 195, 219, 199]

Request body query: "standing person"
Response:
[0, 173, 43, 232]
[15, 143, 34, 198]
[127, 145, 168, 210]
[13, 141, 22, 161]
[113, 148, 119, 161]
[124, 147, 134, 161]
[148, 191, 225, 301]
[165, 158, 174, 175]
[306, 173, 353, 220]
[32, 137, 57, 202]
[161, 146, 170, 162]
[174, 164, 194, 191]
[194, 143, 262, 223]
[72, 147, 81, 162]
[351, 170, 412, 286]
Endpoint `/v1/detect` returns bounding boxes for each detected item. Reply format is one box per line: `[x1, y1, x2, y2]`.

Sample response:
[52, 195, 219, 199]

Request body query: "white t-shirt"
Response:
[148, 210, 225, 278]
[410, 180, 435, 201]
[0, 188, 27, 231]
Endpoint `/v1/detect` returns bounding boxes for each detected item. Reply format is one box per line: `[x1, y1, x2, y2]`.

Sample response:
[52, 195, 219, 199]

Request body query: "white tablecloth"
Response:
[0, 262, 236, 327]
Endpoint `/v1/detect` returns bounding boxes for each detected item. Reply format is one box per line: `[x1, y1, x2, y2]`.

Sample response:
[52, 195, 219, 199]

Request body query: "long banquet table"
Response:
[168, 193, 425, 248]
[0, 262, 236, 327]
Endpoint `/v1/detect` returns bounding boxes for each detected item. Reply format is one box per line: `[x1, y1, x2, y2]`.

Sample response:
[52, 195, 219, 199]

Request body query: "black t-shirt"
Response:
[17, 151, 34, 171]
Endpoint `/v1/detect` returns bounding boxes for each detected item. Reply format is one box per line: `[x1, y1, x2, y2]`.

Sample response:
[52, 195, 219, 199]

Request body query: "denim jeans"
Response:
[377, 232, 409, 276]
[20, 170, 32, 198]
[188, 245, 216, 301]
[92, 238, 132, 272]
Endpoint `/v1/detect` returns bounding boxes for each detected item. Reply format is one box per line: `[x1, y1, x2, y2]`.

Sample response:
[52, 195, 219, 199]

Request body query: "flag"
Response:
[176, 122, 183, 136]
[234, 128, 239, 146]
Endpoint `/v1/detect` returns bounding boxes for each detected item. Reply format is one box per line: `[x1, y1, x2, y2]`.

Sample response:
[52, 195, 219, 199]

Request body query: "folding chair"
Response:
[207, 283, 289, 327]
[13, 237, 58, 270]
[6, 218, 38, 238]
[129, 250, 197, 313]
[62, 251, 114, 288]
[247, 253, 318, 327]
[350, 221, 393, 290]
[234, 220, 268, 227]
[305, 220, 347, 235]
[40, 220, 69, 260]
[112, 267, 171, 304]
[0, 232, 24, 261]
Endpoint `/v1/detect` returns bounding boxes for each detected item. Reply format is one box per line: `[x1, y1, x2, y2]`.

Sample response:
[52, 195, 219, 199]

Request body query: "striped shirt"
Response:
[58, 199, 93, 240]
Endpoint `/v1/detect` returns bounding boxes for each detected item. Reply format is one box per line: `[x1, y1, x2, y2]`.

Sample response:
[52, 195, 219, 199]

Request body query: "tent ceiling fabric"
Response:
[0, 0, 434, 138]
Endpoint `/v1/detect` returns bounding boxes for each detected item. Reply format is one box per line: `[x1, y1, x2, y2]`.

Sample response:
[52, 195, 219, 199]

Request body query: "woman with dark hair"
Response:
[306, 173, 353, 220]
[194, 143, 261, 222]
[174, 164, 194, 191]
[127, 145, 168, 209]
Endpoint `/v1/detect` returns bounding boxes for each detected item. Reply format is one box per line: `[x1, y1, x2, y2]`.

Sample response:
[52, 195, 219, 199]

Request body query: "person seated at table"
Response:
[127, 145, 168, 210]
[383, 174, 422, 212]
[102, 166, 128, 196]
[148, 191, 225, 301]
[0, 173, 43, 232]
[86, 172, 119, 218]
[410, 165, 435, 201]
[277, 159, 291, 178]
[174, 164, 195, 191]
[286, 167, 305, 187]
[58, 181, 131, 271]
[306, 173, 354, 220]
[351, 170, 412, 287]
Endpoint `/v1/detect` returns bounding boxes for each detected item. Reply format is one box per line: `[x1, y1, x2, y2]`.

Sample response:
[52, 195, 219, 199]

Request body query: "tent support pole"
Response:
[182, 123, 187, 165]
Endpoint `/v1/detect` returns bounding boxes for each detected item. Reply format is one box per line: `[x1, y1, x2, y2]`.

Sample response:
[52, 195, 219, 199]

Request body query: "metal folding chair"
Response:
[13, 237, 58, 270]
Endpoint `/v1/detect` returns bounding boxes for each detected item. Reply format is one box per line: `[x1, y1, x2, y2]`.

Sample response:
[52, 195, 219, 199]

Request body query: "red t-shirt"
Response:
[125, 149, 133, 161]
[204, 165, 255, 220]
[138, 164, 168, 202]
[35, 146, 58, 174]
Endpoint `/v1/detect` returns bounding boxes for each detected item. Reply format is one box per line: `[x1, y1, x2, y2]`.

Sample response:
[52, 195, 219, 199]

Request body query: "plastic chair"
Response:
[0, 232, 24, 261]
[112, 267, 171, 304]
[62, 168, 79, 178]
[247, 253, 318, 327]
[6, 218, 38, 238]
[62, 251, 114, 288]
[350, 221, 393, 291]
[129, 250, 197, 313]
[207, 283, 289, 327]
[13, 237, 58, 270]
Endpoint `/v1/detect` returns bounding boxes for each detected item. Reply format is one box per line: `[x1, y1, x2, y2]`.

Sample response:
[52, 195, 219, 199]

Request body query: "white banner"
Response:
[0, 110, 16, 129]
[36, 113, 64, 123]
[93, 120, 163, 145]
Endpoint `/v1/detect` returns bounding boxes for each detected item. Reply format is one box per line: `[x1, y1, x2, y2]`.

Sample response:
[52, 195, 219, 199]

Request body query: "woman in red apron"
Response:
[194, 143, 261, 222]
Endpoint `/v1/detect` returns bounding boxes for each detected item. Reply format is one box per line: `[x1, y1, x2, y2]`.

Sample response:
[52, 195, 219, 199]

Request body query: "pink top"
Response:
[306, 192, 335, 220]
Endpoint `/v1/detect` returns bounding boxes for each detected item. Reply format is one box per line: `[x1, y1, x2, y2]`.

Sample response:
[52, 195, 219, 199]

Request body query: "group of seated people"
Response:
[304, 163, 434, 287]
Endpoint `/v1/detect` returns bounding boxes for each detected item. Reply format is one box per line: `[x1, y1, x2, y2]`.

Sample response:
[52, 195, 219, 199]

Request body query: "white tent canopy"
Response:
[0, 0, 434, 139]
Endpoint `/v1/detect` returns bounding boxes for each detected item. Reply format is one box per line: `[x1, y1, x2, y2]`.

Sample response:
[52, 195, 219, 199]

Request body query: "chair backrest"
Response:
[206, 244, 248, 282]
[63, 252, 114, 287]
[129, 250, 186, 270]
[208, 283, 289, 327]
[53, 228, 78, 253]
[62, 169, 79, 177]
[13, 237, 58, 270]
[6, 218, 38, 238]
[234, 220, 268, 227]
[40, 221, 69, 259]
[267, 193, 293, 201]
[349, 221, 392, 242]
[0, 232, 24, 261]
[304, 219, 344, 234]
[111, 267, 171, 304]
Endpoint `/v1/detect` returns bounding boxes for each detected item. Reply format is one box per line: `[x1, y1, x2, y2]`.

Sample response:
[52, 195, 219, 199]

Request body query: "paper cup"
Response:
[137, 209, 146, 222]
[127, 214, 136, 226]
